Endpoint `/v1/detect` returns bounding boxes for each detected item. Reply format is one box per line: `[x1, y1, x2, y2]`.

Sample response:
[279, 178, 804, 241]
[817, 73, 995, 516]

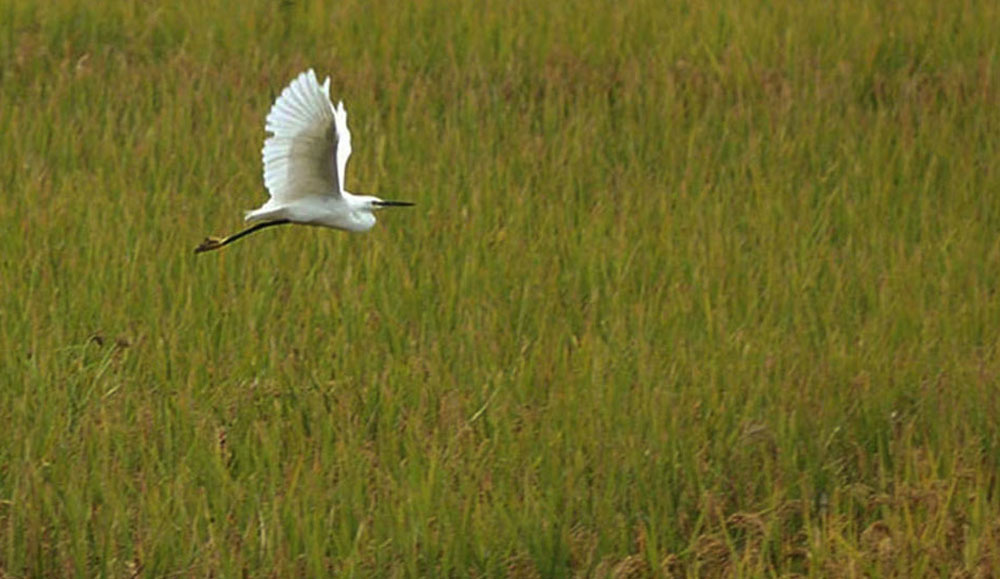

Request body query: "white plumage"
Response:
[196, 69, 413, 254]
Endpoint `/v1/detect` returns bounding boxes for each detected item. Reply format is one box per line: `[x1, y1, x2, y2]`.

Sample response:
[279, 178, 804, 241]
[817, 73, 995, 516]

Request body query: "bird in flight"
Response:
[195, 69, 413, 253]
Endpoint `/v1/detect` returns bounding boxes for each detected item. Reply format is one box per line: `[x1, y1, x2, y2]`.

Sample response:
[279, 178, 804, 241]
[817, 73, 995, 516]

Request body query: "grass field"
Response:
[2, 0, 1000, 575]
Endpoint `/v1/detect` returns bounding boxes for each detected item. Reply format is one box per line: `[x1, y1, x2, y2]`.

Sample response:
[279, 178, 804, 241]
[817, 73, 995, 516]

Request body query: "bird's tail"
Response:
[244, 204, 284, 223]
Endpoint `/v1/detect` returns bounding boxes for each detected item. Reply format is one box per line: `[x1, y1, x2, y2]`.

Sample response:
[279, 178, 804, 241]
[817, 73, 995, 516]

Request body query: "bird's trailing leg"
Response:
[194, 220, 290, 253]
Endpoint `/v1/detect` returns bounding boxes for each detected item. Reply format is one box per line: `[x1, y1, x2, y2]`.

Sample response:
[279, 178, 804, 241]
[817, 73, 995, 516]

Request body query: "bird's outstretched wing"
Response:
[261, 69, 347, 202]
[333, 100, 352, 195]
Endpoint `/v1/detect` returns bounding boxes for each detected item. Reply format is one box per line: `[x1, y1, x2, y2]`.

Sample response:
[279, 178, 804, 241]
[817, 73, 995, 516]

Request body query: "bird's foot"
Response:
[194, 236, 226, 254]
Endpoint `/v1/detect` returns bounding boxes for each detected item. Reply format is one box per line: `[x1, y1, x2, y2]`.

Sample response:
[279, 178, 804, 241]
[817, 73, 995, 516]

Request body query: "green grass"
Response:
[2, 0, 1000, 575]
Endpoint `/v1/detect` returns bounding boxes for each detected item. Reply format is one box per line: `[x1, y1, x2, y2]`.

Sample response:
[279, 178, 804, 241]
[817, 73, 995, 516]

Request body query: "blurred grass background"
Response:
[1, 0, 999, 575]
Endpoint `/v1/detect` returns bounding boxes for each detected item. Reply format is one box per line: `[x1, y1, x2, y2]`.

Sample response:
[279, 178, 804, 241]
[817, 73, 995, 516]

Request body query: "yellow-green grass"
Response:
[2, 0, 999, 575]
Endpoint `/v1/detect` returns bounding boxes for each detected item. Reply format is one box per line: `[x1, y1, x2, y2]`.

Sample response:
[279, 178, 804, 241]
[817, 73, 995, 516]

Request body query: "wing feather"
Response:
[261, 69, 343, 203]
[333, 100, 352, 194]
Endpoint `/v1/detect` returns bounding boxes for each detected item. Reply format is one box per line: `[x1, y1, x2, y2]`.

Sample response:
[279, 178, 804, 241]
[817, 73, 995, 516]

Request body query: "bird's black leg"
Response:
[194, 220, 291, 253]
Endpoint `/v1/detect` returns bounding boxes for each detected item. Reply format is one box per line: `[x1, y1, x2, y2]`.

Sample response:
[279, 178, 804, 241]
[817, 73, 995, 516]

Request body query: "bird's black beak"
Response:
[373, 200, 415, 207]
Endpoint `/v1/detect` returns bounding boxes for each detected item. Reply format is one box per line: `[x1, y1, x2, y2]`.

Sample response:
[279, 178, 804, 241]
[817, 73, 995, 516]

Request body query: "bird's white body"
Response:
[247, 192, 377, 232]
[245, 69, 392, 232]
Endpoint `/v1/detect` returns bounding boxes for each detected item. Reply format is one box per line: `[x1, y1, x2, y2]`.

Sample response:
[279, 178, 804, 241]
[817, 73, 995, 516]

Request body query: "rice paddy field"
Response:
[2, 0, 1000, 576]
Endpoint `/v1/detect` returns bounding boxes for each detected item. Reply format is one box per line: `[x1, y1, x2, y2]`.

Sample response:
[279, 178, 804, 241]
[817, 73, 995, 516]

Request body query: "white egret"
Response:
[195, 69, 413, 253]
